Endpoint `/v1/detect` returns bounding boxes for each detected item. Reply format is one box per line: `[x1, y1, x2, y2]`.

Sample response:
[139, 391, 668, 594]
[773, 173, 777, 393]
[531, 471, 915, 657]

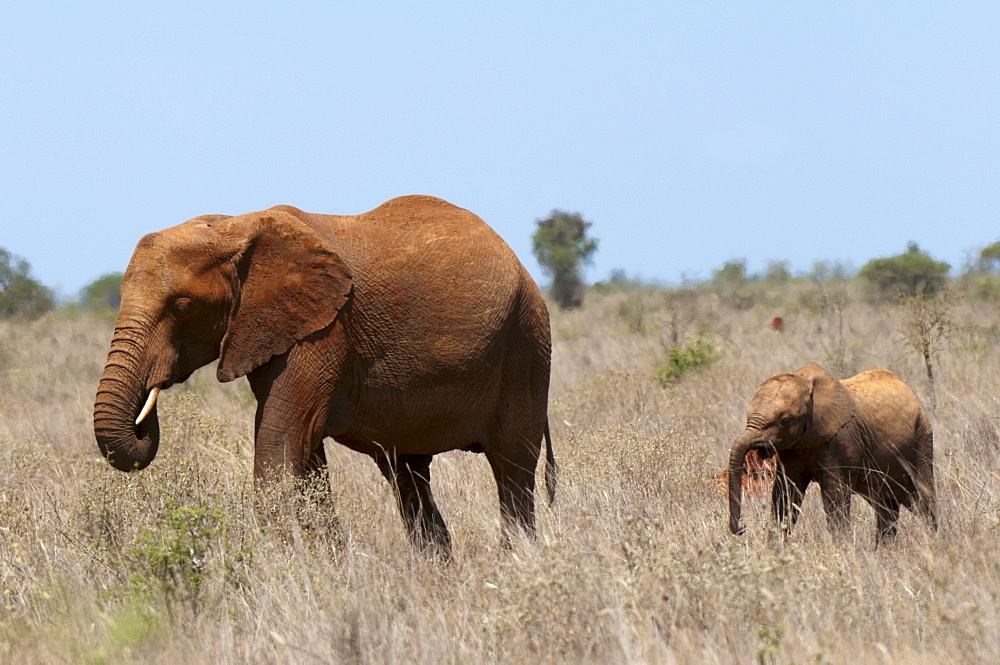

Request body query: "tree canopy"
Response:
[858, 242, 950, 298]
[711, 259, 748, 286]
[0, 248, 54, 320]
[531, 210, 598, 309]
[80, 272, 123, 311]
[977, 241, 1000, 273]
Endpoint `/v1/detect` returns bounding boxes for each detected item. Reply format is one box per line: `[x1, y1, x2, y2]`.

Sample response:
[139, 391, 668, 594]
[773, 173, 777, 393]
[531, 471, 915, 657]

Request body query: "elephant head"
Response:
[727, 362, 855, 534]
[94, 209, 353, 471]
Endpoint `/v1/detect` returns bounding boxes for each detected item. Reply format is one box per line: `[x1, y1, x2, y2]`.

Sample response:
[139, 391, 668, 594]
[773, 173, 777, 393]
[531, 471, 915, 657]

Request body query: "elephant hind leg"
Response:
[376, 453, 451, 557]
[874, 496, 901, 546]
[912, 416, 938, 533]
[914, 493, 938, 533]
[901, 487, 938, 536]
[485, 442, 540, 545]
[912, 468, 938, 534]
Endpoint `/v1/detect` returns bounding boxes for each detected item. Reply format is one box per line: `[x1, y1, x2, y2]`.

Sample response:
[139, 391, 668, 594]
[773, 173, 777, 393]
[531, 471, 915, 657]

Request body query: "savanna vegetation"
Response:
[531, 210, 598, 310]
[0, 249, 53, 320]
[1, 242, 999, 663]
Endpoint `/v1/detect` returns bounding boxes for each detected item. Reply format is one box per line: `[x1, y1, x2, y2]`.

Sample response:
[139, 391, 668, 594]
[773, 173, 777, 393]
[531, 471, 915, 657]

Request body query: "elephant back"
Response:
[307, 196, 534, 388]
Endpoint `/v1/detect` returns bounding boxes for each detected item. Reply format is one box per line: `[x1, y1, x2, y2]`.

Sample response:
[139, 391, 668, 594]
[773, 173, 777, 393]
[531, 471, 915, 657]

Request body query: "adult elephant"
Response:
[727, 363, 936, 545]
[94, 195, 555, 555]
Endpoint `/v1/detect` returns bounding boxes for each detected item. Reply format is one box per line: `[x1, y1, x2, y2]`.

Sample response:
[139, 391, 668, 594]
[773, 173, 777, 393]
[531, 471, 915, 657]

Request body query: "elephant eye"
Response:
[172, 298, 193, 318]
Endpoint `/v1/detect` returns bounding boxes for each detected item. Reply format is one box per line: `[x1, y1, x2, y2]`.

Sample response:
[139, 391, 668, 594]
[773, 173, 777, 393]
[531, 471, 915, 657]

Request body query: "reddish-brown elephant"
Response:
[94, 195, 555, 555]
[728, 363, 936, 545]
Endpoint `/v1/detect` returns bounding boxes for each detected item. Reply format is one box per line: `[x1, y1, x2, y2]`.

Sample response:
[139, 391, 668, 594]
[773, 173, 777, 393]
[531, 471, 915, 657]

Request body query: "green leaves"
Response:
[531, 210, 598, 309]
[655, 335, 721, 385]
[0, 247, 54, 320]
[80, 272, 123, 312]
[858, 242, 950, 299]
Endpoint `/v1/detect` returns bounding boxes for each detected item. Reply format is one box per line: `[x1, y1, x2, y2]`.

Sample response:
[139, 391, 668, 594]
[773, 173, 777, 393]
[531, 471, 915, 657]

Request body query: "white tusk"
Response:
[135, 387, 160, 426]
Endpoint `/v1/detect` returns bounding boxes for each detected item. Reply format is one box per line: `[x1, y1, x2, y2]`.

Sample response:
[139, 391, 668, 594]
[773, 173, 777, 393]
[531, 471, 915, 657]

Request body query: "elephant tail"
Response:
[544, 420, 557, 505]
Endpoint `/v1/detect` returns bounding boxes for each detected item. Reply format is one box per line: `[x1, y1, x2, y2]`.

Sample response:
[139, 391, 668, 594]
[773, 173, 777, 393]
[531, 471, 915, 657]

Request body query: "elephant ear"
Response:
[794, 363, 856, 442]
[217, 212, 352, 382]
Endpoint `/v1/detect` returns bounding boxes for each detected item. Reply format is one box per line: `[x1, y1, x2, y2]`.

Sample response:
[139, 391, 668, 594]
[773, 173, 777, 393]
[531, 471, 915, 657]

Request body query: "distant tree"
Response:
[594, 269, 649, 295]
[710, 259, 755, 310]
[0, 248, 54, 319]
[960, 241, 1000, 300]
[606, 268, 630, 288]
[977, 241, 1000, 273]
[531, 209, 598, 309]
[808, 260, 852, 283]
[858, 242, 950, 298]
[711, 259, 748, 286]
[80, 272, 123, 311]
[762, 260, 791, 285]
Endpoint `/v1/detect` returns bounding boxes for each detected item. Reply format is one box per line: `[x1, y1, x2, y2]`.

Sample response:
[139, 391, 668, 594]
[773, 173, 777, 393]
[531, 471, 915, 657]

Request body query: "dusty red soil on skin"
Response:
[712, 449, 776, 498]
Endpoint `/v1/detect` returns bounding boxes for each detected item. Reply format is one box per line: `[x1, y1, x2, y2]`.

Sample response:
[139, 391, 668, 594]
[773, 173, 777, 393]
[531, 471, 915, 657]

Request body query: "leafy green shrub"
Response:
[127, 500, 251, 612]
[959, 242, 1000, 300]
[962, 273, 1000, 301]
[711, 258, 748, 287]
[80, 272, 123, 311]
[858, 242, 950, 298]
[594, 269, 647, 295]
[761, 260, 791, 285]
[0, 247, 53, 319]
[655, 335, 721, 385]
[977, 240, 1000, 273]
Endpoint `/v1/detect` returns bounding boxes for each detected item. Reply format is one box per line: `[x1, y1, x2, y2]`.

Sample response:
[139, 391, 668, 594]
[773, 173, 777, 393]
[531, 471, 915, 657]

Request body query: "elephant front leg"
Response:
[247, 354, 337, 481]
[771, 456, 810, 535]
[251, 396, 330, 480]
[818, 471, 853, 536]
[873, 496, 901, 546]
[375, 453, 452, 556]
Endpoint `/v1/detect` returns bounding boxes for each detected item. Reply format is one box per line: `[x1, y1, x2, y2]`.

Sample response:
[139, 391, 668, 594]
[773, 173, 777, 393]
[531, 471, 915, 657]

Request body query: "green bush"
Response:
[594, 269, 647, 295]
[0, 248, 53, 320]
[127, 499, 250, 612]
[80, 272, 123, 311]
[858, 242, 950, 298]
[958, 272, 1000, 301]
[761, 260, 791, 285]
[977, 240, 1000, 273]
[655, 335, 721, 385]
[711, 258, 748, 287]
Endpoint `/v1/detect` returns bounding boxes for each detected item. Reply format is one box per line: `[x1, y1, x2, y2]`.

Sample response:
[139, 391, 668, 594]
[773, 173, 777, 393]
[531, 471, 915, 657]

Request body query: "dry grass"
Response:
[1, 287, 998, 663]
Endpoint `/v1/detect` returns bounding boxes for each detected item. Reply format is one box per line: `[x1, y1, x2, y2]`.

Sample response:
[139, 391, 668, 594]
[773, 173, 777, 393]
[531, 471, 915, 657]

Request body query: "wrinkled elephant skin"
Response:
[727, 362, 936, 545]
[94, 195, 556, 555]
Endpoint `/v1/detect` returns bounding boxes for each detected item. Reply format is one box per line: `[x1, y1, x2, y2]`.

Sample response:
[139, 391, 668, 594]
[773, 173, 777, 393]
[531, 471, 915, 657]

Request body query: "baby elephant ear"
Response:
[794, 363, 856, 442]
[217, 212, 352, 382]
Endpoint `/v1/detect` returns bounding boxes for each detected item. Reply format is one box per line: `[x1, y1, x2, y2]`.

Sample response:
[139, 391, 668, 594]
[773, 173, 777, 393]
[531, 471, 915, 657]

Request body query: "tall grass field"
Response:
[1, 283, 998, 663]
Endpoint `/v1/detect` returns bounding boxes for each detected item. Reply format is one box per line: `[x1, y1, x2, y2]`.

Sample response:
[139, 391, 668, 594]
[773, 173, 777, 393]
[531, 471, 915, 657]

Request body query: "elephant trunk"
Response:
[93, 326, 160, 472]
[728, 430, 757, 535]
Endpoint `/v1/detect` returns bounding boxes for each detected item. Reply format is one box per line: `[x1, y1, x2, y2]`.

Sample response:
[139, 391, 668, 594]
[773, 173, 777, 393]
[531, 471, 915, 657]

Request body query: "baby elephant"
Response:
[728, 363, 937, 544]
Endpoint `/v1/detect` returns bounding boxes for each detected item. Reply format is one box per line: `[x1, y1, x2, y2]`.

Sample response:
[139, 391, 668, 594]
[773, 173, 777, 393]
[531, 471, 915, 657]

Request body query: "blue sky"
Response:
[3, 3, 998, 297]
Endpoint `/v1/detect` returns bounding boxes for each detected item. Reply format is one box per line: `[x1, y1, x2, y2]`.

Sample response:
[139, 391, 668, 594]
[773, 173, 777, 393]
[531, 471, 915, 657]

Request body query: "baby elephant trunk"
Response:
[727, 430, 758, 535]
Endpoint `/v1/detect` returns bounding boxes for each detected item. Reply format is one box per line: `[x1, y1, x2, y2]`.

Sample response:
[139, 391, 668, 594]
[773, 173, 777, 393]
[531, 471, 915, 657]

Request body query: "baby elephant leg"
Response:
[771, 456, 810, 535]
